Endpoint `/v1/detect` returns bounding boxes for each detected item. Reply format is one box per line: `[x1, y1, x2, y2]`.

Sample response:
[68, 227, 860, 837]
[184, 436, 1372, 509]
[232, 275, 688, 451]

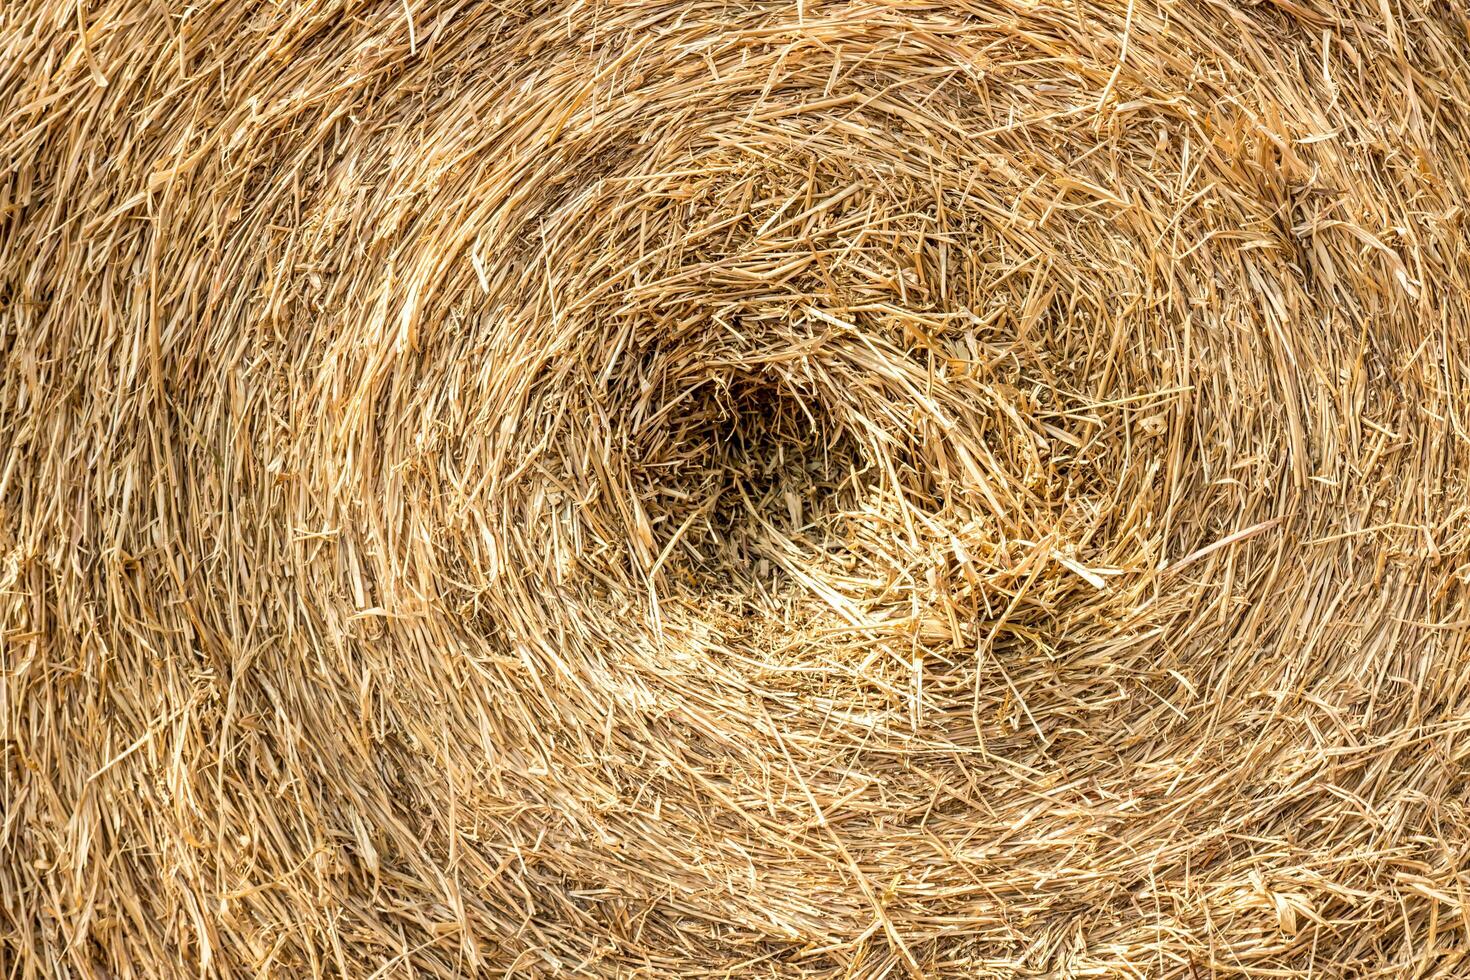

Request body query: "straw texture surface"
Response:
[4, 0, 1470, 976]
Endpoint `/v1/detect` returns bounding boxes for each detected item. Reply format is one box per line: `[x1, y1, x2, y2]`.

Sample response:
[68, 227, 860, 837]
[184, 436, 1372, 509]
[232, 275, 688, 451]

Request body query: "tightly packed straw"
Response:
[4, 0, 1470, 976]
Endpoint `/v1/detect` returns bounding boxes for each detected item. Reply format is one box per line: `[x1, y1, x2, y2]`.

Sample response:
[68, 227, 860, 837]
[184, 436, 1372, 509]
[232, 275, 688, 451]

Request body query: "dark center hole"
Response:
[631, 375, 870, 591]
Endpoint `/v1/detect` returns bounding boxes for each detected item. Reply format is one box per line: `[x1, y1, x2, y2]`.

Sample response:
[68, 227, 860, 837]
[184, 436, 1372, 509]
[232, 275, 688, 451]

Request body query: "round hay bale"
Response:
[3, 0, 1470, 975]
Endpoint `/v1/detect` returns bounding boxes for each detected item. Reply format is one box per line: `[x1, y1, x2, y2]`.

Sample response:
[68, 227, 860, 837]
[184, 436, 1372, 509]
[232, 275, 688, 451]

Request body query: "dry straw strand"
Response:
[3, 0, 1470, 977]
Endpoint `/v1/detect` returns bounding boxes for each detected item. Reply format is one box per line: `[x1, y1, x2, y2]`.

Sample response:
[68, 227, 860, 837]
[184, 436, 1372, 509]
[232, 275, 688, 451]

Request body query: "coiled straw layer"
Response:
[4, 0, 1470, 976]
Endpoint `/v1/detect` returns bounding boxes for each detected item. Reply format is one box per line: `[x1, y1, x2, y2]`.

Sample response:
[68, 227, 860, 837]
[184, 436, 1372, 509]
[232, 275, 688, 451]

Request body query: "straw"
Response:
[3, 0, 1469, 976]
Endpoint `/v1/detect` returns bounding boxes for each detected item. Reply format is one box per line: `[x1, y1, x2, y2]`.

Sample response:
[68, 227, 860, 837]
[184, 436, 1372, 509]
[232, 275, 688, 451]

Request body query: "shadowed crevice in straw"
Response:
[3, 0, 1470, 976]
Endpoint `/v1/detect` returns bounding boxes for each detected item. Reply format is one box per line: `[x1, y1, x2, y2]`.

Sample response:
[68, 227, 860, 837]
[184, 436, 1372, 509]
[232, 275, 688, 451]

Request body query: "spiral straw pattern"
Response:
[4, 0, 1470, 976]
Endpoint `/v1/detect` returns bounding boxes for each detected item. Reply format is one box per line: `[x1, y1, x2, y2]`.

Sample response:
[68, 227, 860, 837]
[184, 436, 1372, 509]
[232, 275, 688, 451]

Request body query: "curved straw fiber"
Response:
[4, 0, 1470, 976]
